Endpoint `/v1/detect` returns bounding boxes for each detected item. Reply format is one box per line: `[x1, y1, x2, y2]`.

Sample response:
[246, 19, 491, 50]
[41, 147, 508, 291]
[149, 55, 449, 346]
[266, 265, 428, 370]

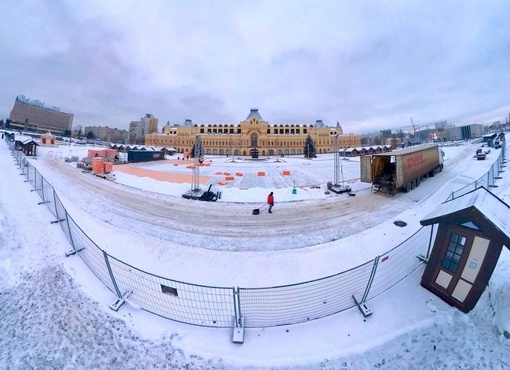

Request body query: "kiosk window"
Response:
[442, 233, 466, 272]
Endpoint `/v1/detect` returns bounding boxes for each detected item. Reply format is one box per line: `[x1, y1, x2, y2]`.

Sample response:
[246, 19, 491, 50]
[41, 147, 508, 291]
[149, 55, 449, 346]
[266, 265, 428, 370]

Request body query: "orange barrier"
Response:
[88, 149, 106, 158]
[258, 171, 265, 176]
[218, 181, 227, 185]
[225, 176, 235, 181]
[174, 163, 178, 166]
[224, 172, 231, 175]
[186, 165, 195, 169]
[283, 170, 291, 176]
[92, 157, 104, 174]
[215, 171, 223, 175]
[105, 149, 117, 158]
[104, 162, 113, 173]
[236, 172, 243, 176]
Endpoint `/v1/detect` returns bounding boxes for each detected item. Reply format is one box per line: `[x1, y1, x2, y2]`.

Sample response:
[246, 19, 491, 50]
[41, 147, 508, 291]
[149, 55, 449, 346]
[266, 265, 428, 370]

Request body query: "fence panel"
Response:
[33, 169, 45, 199]
[39, 177, 58, 217]
[239, 260, 375, 328]
[365, 226, 432, 301]
[54, 194, 72, 242]
[53, 192, 67, 222]
[64, 215, 117, 293]
[26, 164, 37, 188]
[107, 255, 236, 327]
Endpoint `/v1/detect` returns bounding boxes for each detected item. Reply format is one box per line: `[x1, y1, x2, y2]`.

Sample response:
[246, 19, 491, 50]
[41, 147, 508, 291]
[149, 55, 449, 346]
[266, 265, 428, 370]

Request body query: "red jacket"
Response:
[267, 193, 274, 205]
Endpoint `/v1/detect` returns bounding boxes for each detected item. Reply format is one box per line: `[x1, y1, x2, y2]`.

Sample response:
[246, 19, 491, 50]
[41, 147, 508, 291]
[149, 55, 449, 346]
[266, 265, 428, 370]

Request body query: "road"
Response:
[35, 144, 479, 252]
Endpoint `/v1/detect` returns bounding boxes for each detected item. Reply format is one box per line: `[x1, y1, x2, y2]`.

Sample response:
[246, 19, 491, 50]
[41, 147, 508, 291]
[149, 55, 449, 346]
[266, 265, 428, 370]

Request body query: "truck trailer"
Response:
[360, 145, 444, 194]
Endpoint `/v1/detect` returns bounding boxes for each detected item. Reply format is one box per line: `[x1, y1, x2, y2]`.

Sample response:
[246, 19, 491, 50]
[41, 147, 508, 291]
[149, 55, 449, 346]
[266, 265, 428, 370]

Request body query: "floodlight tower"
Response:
[191, 135, 202, 192]
[331, 133, 351, 193]
[333, 134, 340, 185]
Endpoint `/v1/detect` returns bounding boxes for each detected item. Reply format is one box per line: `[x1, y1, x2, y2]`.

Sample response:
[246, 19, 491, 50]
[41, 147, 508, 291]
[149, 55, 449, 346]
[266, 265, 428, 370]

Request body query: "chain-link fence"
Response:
[4, 137, 505, 328]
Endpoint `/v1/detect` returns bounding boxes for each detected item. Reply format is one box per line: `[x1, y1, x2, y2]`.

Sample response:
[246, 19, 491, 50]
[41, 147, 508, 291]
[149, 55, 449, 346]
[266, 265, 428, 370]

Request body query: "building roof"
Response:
[420, 187, 510, 248]
[14, 134, 36, 143]
[246, 108, 263, 121]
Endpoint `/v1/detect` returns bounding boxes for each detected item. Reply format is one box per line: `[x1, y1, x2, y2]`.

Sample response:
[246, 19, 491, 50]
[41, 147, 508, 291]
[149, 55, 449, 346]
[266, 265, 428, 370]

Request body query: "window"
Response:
[460, 221, 480, 231]
[441, 233, 466, 272]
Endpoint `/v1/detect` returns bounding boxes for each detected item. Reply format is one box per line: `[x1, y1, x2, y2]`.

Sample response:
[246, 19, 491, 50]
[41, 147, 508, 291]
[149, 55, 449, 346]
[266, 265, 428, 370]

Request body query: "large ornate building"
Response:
[144, 108, 361, 156]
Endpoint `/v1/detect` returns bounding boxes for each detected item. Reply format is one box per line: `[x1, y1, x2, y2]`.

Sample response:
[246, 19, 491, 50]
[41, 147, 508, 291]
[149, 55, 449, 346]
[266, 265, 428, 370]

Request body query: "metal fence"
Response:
[4, 137, 504, 329]
[446, 144, 506, 201]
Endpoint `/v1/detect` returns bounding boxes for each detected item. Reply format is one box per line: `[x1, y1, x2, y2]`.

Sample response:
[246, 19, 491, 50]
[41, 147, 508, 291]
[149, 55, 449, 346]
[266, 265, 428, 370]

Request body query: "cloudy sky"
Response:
[1, 1, 509, 134]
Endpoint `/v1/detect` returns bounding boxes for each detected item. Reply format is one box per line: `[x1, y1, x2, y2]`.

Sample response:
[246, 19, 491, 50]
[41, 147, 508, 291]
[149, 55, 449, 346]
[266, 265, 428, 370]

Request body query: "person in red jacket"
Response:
[267, 192, 274, 213]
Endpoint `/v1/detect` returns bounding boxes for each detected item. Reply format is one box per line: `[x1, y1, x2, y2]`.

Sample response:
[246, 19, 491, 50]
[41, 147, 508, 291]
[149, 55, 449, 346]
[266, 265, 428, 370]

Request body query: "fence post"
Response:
[37, 175, 50, 206]
[361, 257, 379, 303]
[32, 166, 37, 190]
[352, 257, 377, 318]
[51, 189, 65, 222]
[64, 210, 82, 257]
[103, 250, 131, 311]
[426, 224, 435, 260]
[232, 287, 244, 343]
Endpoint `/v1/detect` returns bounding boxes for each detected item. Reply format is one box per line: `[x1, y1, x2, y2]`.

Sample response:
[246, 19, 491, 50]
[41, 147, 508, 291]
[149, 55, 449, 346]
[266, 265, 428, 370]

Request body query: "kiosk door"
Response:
[432, 229, 490, 303]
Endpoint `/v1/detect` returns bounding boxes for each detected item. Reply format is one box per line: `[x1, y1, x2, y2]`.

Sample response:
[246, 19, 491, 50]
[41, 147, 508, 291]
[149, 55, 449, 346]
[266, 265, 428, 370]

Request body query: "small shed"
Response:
[40, 131, 57, 147]
[344, 148, 359, 157]
[165, 146, 176, 155]
[15, 135, 39, 156]
[419, 187, 510, 313]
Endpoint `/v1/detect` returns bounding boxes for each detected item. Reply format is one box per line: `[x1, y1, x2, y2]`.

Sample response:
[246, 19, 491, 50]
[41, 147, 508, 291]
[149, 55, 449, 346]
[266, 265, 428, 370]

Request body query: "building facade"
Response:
[145, 108, 361, 156]
[8, 95, 74, 135]
[142, 114, 159, 135]
[84, 125, 129, 143]
[129, 120, 145, 144]
[129, 114, 159, 144]
[445, 124, 485, 141]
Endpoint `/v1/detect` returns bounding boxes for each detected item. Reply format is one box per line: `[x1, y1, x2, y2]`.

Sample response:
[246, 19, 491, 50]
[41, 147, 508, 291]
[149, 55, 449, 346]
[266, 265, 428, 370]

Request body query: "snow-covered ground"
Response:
[1, 138, 509, 369]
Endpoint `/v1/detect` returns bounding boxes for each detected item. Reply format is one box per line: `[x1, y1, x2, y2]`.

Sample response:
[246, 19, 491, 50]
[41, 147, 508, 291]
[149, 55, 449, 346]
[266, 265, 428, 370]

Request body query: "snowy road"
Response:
[32, 144, 483, 252]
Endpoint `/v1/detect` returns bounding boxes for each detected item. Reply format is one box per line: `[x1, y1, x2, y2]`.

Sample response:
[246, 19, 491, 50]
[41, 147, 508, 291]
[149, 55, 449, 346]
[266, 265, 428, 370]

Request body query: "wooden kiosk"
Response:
[419, 187, 510, 313]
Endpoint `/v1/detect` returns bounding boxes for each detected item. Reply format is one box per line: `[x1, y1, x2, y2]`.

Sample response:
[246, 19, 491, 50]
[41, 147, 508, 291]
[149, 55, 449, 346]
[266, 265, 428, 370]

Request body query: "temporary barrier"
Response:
[104, 162, 113, 173]
[88, 149, 106, 158]
[92, 157, 104, 174]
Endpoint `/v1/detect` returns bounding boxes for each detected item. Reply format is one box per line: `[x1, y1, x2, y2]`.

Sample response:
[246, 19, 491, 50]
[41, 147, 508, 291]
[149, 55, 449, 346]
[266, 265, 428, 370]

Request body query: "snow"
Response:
[1, 137, 510, 369]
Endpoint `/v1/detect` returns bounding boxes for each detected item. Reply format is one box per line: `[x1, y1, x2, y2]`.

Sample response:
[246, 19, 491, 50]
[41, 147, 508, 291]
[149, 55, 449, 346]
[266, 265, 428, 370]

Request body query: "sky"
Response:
[1, 1, 510, 135]
[1, 134, 510, 368]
